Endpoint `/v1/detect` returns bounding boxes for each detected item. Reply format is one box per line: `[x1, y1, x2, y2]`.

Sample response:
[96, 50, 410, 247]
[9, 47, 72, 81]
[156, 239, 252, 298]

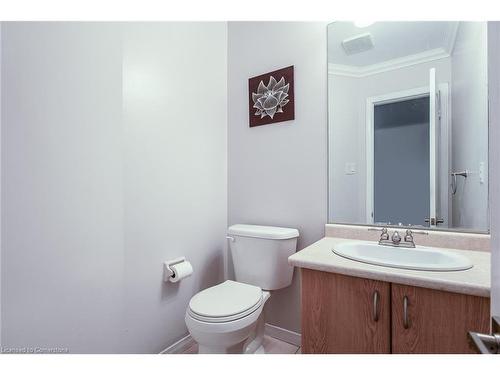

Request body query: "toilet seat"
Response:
[188, 280, 263, 323]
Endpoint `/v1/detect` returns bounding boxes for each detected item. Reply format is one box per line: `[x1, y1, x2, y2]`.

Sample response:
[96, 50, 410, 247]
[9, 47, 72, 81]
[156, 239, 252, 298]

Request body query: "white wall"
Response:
[488, 21, 500, 318]
[1, 22, 227, 353]
[0, 22, 2, 347]
[328, 73, 363, 223]
[120, 23, 227, 353]
[2, 23, 125, 353]
[227, 22, 328, 333]
[329, 59, 451, 225]
[450, 22, 489, 231]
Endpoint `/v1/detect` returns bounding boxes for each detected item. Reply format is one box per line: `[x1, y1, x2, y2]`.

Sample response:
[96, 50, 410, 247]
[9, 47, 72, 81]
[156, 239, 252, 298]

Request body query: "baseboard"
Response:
[159, 334, 194, 354]
[264, 323, 301, 347]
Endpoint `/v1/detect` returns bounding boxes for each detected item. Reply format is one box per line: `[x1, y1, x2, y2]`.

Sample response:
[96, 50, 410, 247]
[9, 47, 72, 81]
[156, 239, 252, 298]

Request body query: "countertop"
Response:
[288, 237, 490, 297]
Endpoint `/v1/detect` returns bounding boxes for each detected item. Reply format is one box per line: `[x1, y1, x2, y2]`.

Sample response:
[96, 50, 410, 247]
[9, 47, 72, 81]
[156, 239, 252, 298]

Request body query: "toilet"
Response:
[185, 224, 299, 354]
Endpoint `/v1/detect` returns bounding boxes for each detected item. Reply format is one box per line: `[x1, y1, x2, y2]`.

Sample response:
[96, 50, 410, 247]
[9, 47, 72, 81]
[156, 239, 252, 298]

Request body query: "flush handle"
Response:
[373, 290, 380, 322]
[403, 296, 410, 329]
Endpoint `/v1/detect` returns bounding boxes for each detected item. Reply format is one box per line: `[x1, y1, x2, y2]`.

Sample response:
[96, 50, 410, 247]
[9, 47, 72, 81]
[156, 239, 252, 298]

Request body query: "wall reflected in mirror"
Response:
[328, 21, 489, 232]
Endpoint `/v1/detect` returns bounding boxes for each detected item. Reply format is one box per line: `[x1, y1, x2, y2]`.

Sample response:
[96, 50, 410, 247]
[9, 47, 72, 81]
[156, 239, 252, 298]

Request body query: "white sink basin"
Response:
[332, 241, 473, 271]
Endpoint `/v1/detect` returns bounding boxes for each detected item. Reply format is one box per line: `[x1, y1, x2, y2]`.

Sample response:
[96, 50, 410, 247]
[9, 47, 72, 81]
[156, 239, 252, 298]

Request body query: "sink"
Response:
[332, 241, 473, 271]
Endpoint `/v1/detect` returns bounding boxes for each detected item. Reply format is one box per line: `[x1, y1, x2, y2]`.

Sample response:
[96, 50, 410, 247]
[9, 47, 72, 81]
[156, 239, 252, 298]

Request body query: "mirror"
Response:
[328, 21, 489, 232]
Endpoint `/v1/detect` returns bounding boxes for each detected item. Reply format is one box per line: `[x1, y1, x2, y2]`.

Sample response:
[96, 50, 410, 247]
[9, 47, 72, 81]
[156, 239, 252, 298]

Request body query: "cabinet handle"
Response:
[403, 295, 410, 329]
[373, 290, 380, 322]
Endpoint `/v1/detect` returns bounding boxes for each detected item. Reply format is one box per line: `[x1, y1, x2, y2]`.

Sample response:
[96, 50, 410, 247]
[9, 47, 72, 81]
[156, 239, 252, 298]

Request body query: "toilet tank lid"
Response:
[228, 224, 299, 240]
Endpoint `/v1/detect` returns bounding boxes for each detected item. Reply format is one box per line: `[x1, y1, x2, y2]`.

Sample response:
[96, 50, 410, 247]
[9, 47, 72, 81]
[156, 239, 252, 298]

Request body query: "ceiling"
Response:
[327, 21, 459, 68]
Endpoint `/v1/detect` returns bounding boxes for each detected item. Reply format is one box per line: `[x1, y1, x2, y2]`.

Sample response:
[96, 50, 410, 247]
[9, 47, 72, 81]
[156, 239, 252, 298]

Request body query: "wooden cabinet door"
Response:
[301, 269, 391, 353]
[391, 283, 490, 353]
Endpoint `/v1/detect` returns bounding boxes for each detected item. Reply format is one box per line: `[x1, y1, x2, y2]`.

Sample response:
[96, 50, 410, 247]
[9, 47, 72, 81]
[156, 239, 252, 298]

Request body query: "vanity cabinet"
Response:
[301, 269, 490, 354]
[301, 269, 391, 353]
[391, 283, 490, 353]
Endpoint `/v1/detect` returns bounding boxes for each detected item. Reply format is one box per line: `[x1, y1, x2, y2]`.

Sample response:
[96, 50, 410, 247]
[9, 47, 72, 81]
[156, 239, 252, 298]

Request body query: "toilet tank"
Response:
[227, 224, 299, 291]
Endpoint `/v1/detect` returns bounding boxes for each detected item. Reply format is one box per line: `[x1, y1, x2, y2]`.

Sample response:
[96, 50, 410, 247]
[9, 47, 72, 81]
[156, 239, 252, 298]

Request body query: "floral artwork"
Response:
[252, 76, 290, 119]
[248, 66, 294, 127]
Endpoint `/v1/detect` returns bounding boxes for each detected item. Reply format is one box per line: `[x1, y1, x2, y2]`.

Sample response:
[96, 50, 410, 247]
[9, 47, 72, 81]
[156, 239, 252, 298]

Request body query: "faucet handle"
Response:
[380, 227, 389, 240]
[404, 229, 413, 242]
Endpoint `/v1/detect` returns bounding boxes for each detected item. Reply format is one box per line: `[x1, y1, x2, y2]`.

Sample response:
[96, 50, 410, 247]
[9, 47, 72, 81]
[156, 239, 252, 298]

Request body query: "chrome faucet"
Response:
[392, 230, 401, 245]
[378, 228, 416, 248]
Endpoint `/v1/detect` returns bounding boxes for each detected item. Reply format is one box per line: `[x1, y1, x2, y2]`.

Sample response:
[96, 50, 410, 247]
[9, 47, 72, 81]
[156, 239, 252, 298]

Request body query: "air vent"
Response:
[342, 33, 374, 55]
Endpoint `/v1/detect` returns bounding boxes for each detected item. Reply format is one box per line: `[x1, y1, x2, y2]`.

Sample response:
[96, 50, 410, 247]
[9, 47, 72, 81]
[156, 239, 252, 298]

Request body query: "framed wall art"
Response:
[248, 65, 295, 127]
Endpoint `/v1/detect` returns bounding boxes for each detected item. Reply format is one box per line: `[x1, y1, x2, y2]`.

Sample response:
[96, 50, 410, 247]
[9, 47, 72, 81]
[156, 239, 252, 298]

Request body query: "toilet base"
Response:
[253, 345, 265, 354]
[197, 323, 266, 354]
[188, 291, 271, 354]
[198, 341, 247, 354]
[197, 342, 265, 354]
[243, 301, 267, 353]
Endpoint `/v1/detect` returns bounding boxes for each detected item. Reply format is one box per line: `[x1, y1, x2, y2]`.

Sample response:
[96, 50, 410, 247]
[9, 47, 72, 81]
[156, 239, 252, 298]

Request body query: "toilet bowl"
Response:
[185, 280, 271, 354]
[185, 224, 299, 354]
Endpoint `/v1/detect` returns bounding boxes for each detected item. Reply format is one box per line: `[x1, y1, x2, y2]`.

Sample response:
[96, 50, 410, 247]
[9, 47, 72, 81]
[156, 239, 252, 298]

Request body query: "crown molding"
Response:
[328, 47, 451, 78]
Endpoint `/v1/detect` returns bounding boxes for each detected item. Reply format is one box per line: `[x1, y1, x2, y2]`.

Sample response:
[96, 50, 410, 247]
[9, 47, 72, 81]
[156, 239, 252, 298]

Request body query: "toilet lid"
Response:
[189, 280, 263, 321]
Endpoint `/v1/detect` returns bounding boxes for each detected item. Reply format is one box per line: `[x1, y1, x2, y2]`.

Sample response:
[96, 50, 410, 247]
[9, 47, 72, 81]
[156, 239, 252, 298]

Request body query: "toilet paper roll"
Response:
[169, 261, 193, 283]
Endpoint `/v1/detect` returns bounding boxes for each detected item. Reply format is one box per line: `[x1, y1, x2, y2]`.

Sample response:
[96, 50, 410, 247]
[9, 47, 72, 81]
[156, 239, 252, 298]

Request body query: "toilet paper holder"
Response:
[163, 257, 187, 282]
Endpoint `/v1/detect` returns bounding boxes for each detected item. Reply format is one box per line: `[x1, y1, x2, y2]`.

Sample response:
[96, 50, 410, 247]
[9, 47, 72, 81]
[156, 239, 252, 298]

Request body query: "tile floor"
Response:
[175, 335, 301, 354]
